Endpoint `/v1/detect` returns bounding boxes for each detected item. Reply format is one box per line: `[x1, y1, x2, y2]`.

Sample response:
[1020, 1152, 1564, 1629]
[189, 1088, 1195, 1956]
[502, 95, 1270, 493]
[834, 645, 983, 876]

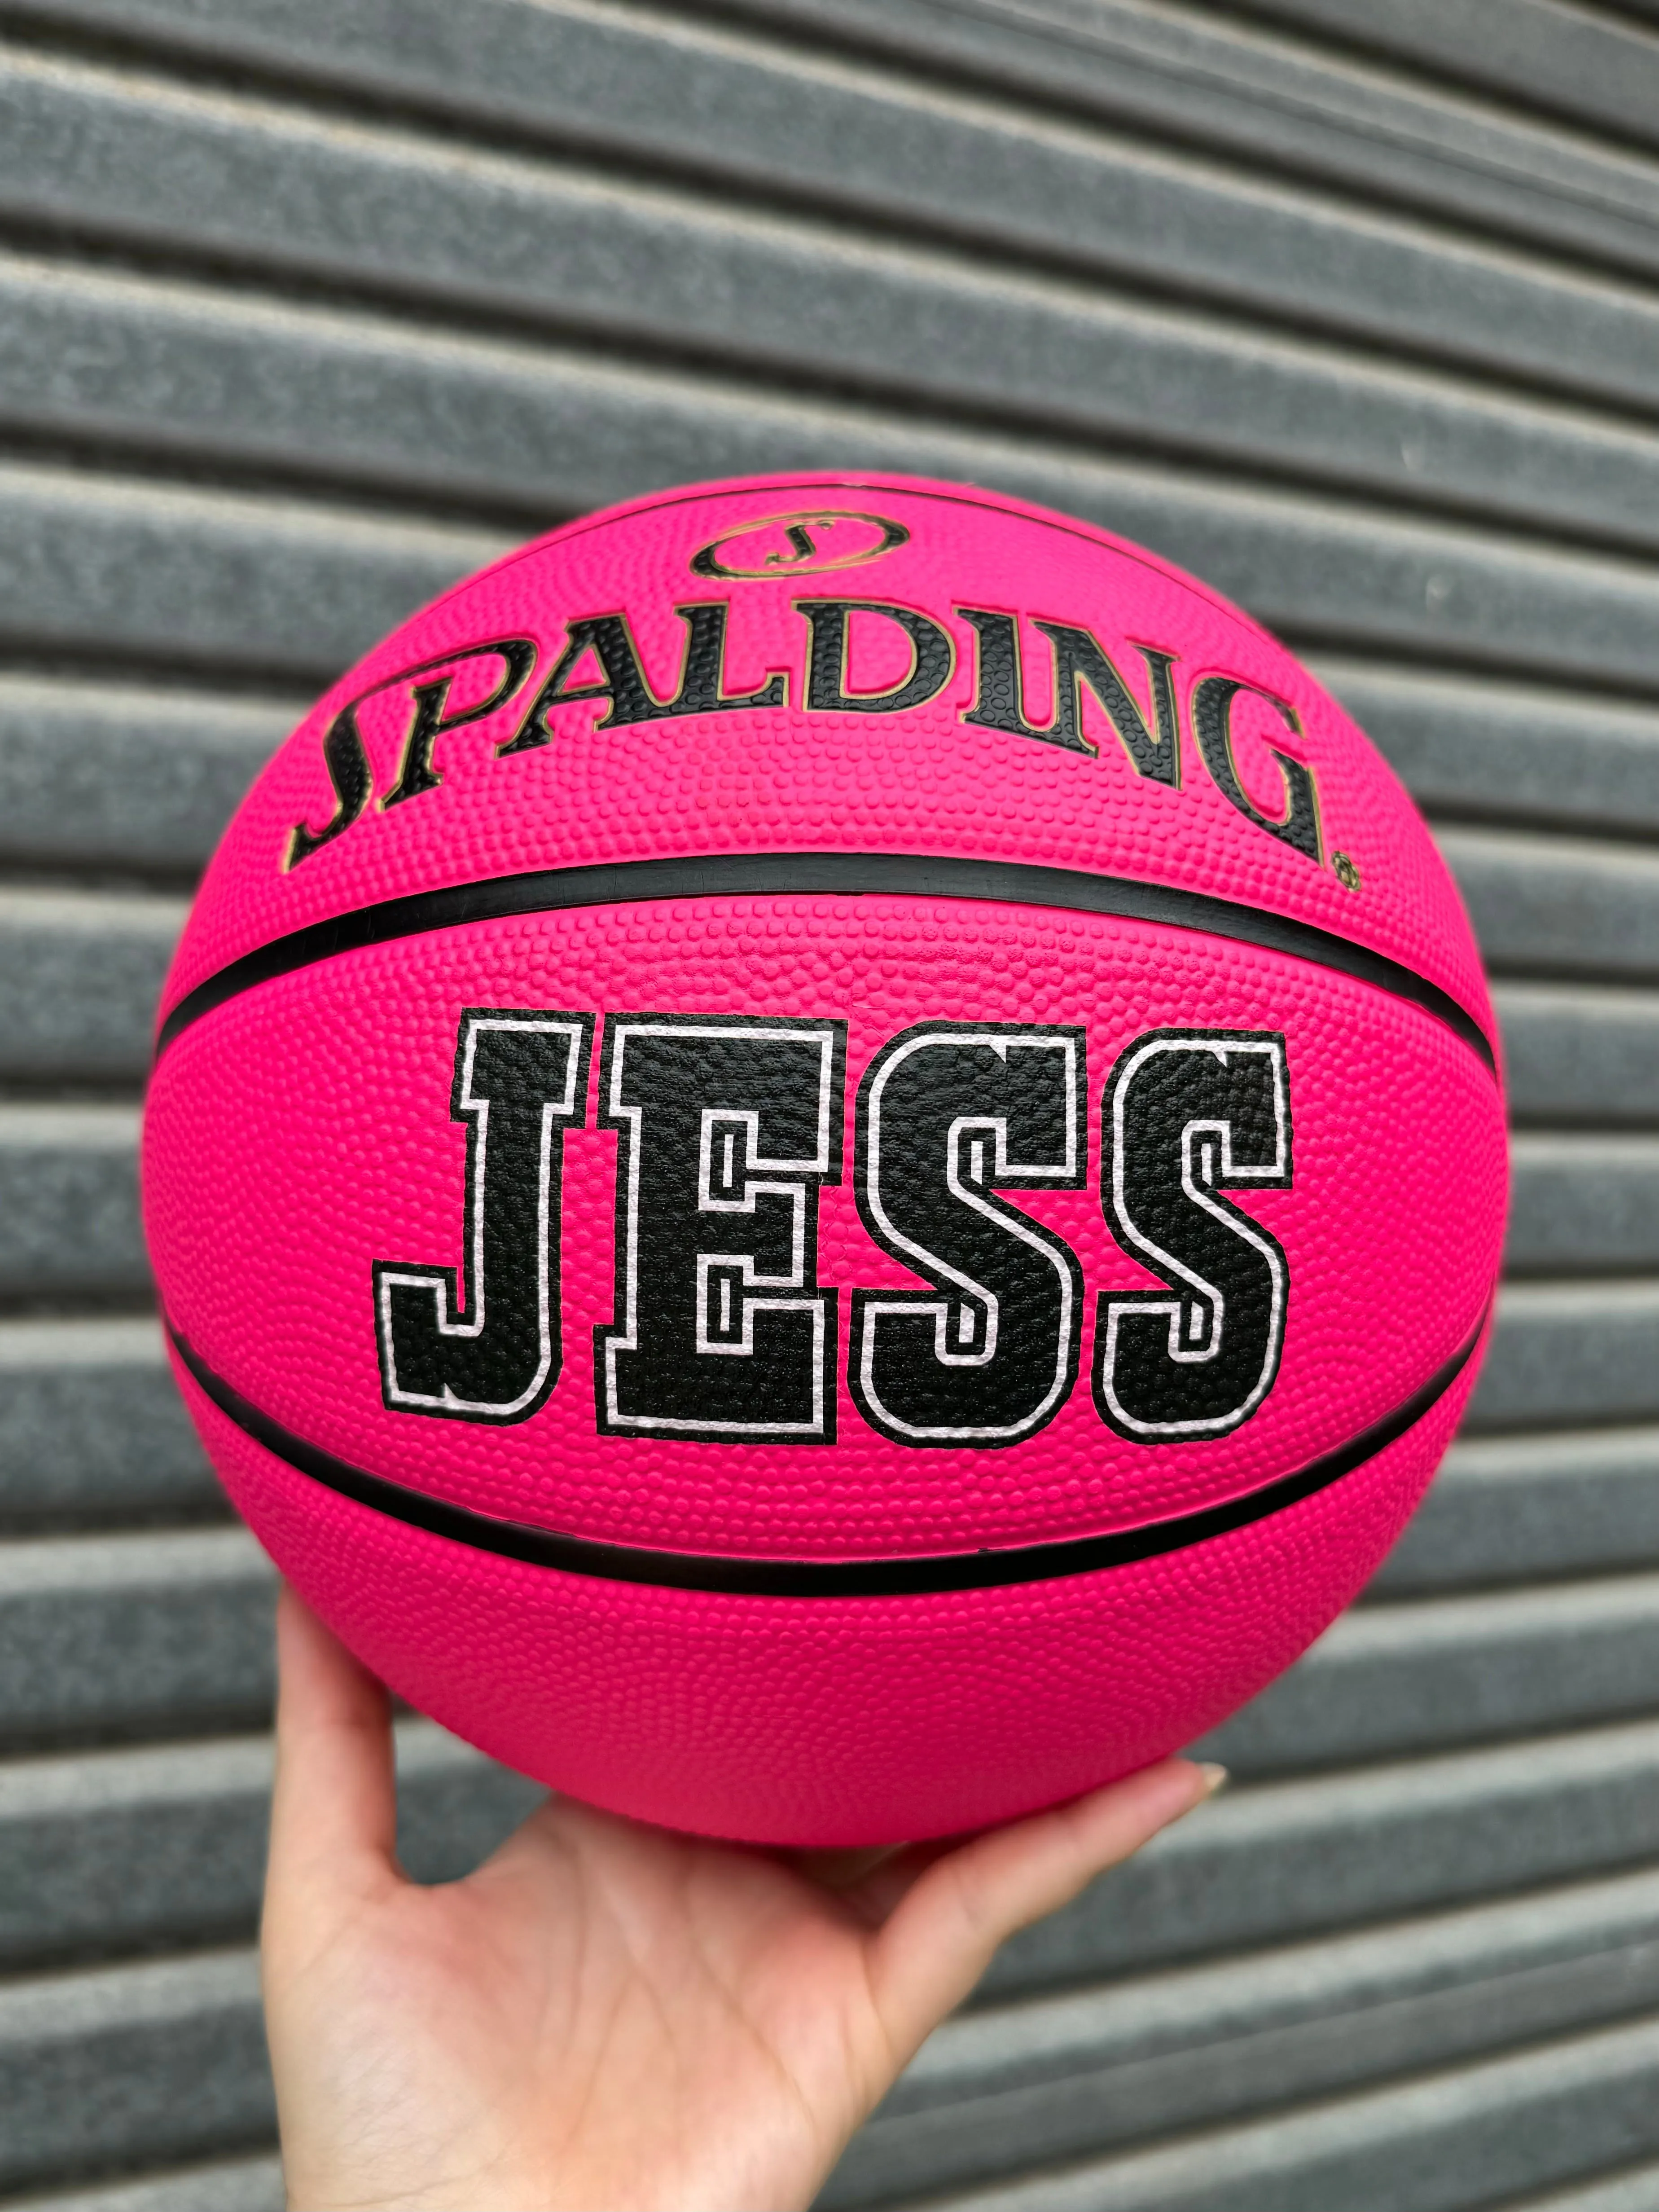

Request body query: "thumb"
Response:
[267, 1583, 401, 1912]
[867, 1759, 1221, 2060]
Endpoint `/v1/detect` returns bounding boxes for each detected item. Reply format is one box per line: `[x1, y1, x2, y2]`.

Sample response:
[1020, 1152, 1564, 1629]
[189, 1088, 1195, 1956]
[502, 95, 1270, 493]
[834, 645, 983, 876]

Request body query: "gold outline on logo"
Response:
[689, 510, 910, 580]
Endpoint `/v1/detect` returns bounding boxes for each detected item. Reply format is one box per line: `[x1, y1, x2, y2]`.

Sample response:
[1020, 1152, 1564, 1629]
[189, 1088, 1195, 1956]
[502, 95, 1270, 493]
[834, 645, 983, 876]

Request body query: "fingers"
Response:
[268, 1583, 400, 1899]
[870, 1760, 1221, 2056]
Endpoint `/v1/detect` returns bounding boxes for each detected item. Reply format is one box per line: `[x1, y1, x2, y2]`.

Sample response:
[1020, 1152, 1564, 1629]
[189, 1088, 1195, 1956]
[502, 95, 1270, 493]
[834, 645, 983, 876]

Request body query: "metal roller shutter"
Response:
[1, 2, 1657, 2204]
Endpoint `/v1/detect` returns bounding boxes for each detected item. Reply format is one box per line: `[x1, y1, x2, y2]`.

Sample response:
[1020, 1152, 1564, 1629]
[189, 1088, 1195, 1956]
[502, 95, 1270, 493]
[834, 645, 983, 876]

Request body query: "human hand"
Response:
[263, 1584, 1221, 2212]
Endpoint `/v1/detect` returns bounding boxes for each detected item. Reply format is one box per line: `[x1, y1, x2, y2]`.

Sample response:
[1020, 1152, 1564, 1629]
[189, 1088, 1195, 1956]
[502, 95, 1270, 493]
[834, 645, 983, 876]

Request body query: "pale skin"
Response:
[264, 1584, 1224, 2212]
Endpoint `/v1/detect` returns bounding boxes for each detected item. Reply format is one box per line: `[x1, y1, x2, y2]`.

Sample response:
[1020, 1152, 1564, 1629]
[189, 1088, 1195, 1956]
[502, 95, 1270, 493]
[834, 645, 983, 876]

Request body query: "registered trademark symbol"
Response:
[1332, 851, 1362, 891]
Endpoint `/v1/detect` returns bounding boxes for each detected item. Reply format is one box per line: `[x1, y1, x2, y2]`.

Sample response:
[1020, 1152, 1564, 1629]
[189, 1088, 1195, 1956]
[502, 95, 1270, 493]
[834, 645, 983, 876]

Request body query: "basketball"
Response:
[142, 472, 1507, 1846]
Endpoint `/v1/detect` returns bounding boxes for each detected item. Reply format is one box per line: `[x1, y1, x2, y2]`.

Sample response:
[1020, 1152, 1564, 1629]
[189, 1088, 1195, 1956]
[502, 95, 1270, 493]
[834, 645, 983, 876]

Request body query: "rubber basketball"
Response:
[143, 473, 1507, 1845]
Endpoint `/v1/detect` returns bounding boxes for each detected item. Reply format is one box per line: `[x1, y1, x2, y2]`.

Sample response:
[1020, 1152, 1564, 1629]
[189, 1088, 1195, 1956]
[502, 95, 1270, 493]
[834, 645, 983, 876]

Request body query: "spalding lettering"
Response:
[283, 602, 1327, 874]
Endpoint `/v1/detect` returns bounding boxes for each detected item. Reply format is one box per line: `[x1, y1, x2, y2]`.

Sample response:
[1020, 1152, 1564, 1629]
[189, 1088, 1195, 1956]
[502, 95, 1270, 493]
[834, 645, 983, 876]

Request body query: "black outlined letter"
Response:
[286, 638, 537, 865]
[596, 1016, 845, 1442]
[798, 601, 954, 715]
[851, 1024, 1086, 1447]
[374, 1011, 593, 1423]
[1191, 677, 1321, 860]
[500, 606, 784, 750]
[1094, 1029, 1291, 1440]
[380, 639, 538, 807]
[959, 610, 1179, 782]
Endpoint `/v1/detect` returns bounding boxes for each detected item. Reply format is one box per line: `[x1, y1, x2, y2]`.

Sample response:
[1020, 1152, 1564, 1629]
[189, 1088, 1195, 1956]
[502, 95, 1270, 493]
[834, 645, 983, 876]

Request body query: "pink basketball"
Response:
[143, 473, 1507, 1845]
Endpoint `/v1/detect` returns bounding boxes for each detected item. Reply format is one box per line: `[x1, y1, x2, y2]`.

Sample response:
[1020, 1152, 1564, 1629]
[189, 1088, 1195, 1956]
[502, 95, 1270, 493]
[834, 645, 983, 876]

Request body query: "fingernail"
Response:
[1199, 1763, 1230, 1799]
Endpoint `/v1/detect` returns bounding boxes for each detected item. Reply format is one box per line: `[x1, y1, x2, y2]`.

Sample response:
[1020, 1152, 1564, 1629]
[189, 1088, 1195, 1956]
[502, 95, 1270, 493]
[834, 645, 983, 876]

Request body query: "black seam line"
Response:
[168, 1317, 1483, 1599]
[155, 852, 1496, 1072]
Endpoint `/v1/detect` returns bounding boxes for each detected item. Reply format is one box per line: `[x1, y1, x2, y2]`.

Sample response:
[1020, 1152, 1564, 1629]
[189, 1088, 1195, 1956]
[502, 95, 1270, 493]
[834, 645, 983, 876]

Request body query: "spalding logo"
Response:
[282, 591, 1333, 880]
[689, 510, 910, 579]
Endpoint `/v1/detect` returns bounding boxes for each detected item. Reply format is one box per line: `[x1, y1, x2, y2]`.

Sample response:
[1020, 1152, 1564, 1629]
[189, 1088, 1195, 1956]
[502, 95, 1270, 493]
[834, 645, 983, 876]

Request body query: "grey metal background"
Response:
[1, 0, 1658, 2204]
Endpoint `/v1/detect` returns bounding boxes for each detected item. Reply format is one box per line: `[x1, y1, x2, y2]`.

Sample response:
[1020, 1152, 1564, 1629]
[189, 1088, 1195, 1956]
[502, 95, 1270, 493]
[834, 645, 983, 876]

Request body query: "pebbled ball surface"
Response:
[177, 1346, 1480, 1846]
[144, 472, 1508, 1843]
[148, 905, 1501, 1558]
